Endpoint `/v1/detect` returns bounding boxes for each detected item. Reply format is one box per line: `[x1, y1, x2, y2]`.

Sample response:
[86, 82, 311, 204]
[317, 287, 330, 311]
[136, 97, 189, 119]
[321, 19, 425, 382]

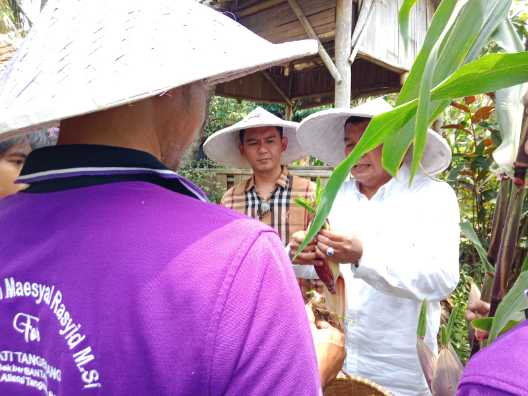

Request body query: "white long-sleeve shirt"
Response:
[327, 166, 460, 396]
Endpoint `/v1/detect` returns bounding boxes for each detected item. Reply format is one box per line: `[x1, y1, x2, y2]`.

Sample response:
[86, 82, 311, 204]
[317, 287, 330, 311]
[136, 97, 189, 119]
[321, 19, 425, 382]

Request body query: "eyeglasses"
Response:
[258, 201, 271, 218]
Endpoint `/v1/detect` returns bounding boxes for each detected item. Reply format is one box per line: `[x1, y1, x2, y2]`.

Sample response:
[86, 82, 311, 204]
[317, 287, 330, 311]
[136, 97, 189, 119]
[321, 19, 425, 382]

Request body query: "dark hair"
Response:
[0, 130, 57, 158]
[345, 116, 370, 127]
[239, 126, 284, 145]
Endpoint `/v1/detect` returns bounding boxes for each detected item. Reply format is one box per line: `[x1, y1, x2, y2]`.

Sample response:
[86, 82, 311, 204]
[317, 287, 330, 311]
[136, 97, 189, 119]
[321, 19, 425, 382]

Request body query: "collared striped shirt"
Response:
[221, 167, 315, 245]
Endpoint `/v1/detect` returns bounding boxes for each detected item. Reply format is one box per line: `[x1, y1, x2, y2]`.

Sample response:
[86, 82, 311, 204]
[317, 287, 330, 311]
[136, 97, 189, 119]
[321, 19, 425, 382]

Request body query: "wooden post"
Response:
[287, 0, 342, 83]
[286, 103, 293, 120]
[335, 0, 353, 108]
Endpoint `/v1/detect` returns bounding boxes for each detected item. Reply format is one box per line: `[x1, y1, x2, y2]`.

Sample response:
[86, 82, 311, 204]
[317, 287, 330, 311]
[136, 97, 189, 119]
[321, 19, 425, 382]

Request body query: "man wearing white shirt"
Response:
[291, 98, 460, 395]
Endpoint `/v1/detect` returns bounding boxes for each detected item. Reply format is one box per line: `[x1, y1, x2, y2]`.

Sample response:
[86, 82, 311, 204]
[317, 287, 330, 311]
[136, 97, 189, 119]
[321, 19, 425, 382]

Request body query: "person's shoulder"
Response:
[459, 321, 528, 394]
[221, 177, 251, 202]
[290, 174, 316, 195]
[408, 173, 456, 197]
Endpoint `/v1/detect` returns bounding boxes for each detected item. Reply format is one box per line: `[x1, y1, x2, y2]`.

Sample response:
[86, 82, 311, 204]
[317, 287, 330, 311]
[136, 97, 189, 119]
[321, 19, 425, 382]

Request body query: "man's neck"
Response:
[357, 175, 392, 200]
[253, 166, 283, 200]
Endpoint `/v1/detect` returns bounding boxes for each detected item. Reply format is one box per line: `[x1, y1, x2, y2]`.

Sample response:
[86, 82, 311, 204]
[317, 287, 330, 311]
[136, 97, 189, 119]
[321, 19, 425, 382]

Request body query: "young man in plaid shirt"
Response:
[204, 108, 322, 287]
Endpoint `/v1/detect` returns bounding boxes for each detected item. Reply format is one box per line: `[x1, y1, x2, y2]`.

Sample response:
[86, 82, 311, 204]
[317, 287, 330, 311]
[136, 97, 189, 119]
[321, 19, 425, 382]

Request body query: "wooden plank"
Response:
[238, 0, 287, 17]
[262, 71, 293, 105]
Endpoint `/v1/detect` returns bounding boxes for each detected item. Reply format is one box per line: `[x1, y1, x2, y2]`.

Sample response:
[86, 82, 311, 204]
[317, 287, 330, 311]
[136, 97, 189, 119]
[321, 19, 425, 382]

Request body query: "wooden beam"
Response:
[238, 0, 286, 18]
[262, 71, 293, 107]
[334, 0, 353, 108]
[287, 0, 342, 83]
[348, 0, 374, 66]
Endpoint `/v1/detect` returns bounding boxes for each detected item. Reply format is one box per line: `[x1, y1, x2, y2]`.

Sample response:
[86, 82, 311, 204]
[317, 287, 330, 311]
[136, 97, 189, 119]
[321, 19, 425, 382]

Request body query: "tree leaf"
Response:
[471, 317, 494, 332]
[471, 106, 495, 123]
[487, 271, 528, 344]
[460, 220, 495, 273]
[451, 101, 471, 113]
[431, 52, 528, 100]
[521, 254, 528, 273]
[441, 123, 466, 130]
[399, 0, 419, 45]
[464, 96, 477, 104]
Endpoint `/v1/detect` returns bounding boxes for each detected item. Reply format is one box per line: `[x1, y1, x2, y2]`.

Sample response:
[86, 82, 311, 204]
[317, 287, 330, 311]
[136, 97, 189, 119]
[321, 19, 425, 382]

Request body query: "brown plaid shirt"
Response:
[221, 167, 315, 245]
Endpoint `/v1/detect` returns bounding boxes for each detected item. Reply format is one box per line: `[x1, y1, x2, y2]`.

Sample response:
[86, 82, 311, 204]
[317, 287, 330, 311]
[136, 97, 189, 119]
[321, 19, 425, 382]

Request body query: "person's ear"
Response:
[239, 144, 245, 156]
[281, 136, 288, 152]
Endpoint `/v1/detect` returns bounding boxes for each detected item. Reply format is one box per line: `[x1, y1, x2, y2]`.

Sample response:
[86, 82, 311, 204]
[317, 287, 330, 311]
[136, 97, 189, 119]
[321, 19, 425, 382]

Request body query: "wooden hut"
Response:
[206, 0, 439, 112]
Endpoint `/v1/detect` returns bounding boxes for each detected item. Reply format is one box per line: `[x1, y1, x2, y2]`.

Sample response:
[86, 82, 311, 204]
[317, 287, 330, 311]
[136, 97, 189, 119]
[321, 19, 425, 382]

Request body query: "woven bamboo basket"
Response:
[324, 372, 391, 396]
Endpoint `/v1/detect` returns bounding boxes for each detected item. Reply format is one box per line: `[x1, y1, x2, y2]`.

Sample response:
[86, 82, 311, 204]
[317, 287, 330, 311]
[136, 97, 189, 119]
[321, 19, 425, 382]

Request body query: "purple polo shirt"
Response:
[457, 320, 528, 395]
[0, 145, 320, 395]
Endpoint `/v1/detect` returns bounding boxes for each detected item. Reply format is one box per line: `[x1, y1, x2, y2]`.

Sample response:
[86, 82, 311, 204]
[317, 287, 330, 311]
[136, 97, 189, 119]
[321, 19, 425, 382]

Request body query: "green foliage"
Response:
[486, 271, 528, 344]
[460, 220, 495, 273]
[178, 159, 224, 203]
[448, 267, 473, 363]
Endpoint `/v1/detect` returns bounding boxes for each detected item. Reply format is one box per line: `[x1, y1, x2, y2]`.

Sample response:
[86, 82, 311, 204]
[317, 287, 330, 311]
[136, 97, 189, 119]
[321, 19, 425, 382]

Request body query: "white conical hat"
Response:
[297, 98, 452, 175]
[0, 0, 318, 140]
[203, 107, 306, 168]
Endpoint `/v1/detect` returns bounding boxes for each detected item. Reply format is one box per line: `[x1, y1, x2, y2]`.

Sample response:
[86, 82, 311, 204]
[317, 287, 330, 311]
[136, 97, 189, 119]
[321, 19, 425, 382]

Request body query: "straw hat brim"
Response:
[0, 0, 318, 139]
[297, 108, 452, 175]
[204, 117, 306, 168]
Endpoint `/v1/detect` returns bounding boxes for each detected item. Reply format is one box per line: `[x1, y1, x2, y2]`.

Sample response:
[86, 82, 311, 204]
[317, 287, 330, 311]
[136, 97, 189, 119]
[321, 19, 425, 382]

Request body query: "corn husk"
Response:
[416, 337, 435, 391]
[431, 344, 463, 396]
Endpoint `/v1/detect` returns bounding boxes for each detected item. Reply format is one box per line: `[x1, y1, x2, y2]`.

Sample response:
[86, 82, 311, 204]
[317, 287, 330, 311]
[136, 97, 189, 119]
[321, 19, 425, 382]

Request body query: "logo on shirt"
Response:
[13, 312, 41, 343]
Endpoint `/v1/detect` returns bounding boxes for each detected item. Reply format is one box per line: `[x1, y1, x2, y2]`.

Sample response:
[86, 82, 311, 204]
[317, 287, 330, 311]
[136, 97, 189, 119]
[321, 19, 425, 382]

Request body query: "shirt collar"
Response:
[245, 166, 290, 192]
[349, 164, 411, 200]
[18, 144, 208, 202]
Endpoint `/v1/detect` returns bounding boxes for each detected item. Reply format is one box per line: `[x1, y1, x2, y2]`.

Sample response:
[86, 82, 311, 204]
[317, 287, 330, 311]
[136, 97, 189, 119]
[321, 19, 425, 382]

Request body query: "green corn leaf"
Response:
[487, 271, 528, 344]
[471, 317, 494, 332]
[388, 0, 510, 176]
[433, 0, 511, 85]
[460, 221, 495, 273]
[398, 0, 419, 45]
[294, 197, 315, 214]
[397, 0, 458, 105]
[431, 52, 528, 100]
[417, 300, 428, 338]
[465, 1, 513, 62]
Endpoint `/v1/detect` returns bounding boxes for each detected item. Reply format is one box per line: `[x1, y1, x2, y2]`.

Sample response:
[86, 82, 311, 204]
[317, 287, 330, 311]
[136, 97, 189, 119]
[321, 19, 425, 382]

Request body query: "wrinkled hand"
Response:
[290, 230, 325, 266]
[315, 229, 363, 265]
[466, 292, 491, 341]
[306, 306, 345, 388]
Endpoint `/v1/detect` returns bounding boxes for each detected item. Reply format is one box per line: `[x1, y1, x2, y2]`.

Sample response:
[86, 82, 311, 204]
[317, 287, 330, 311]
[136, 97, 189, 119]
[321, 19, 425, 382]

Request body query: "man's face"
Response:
[344, 120, 390, 188]
[0, 140, 31, 198]
[240, 126, 287, 173]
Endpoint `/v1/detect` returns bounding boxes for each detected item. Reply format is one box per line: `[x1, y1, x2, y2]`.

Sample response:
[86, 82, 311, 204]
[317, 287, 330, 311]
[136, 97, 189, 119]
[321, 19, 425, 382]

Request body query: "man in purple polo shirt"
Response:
[0, 1, 342, 395]
[457, 320, 528, 395]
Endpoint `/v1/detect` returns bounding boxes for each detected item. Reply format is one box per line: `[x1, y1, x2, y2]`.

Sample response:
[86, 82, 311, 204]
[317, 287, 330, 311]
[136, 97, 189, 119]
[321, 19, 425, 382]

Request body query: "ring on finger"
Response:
[326, 246, 335, 257]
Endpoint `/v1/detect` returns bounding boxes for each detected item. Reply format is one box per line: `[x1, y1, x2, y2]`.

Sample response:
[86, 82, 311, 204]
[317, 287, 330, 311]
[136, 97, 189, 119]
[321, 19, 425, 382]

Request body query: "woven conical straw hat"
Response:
[0, 0, 317, 140]
[324, 372, 392, 396]
[203, 106, 306, 168]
